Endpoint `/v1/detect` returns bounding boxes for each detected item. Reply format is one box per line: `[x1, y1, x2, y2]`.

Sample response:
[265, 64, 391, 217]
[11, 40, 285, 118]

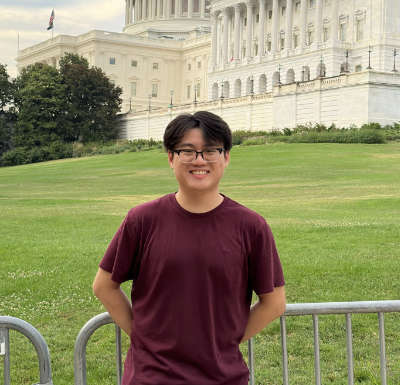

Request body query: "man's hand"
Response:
[240, 286, 286, 343]
[93, 268, 133, 336]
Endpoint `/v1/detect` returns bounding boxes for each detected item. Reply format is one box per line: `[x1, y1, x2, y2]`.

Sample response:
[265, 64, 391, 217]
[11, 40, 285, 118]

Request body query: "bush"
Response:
[0, 147, 29, 166]
[287, 129, 385, 144]
[241, 137, 268, 146]
[232, 130, 270, 145]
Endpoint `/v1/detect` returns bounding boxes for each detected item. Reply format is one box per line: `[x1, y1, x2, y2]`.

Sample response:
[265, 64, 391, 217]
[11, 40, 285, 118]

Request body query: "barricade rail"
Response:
[0, 315, 53, 385]
[2, 300, 400, 385]
[73, 300, 400, 385]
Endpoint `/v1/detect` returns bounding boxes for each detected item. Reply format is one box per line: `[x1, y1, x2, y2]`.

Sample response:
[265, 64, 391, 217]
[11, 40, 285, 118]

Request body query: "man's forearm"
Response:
[95, 287, 133, 336]
[240, 287, 286, 343]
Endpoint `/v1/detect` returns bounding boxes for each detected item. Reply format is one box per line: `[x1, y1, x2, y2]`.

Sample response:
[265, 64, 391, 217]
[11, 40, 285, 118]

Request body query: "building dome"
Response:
[123, 0, 211, 39]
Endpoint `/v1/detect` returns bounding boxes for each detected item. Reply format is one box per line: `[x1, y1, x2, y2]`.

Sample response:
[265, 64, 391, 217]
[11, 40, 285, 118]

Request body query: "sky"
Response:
[0, 0, 126, 78]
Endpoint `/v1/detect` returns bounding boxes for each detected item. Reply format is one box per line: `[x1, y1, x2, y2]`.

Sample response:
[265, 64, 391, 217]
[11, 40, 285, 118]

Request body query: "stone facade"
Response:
[16, 0, 400, 137]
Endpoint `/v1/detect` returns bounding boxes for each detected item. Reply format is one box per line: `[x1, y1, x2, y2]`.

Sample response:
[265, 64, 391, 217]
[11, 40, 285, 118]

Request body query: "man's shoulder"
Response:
[223, 196, 268, 227]
[125, 193, 173, 222]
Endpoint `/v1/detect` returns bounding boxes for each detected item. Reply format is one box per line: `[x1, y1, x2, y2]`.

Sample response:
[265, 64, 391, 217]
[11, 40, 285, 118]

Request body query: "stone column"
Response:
[300, 0, 307, 48]
[222, 8, 229, 64]
[331, 0, 338, 45]
[285, 0, 293, 50]
[129, 0, 135, 23]
[258, 0, 265, 57]
[125, 0, 130, 24]
[165, 0, 170, 18]
[271, 0, 279, 52]
[152, 0, 157, 19]
[143, 0, 147, 19]
[316, 0, 323, 45]
[188, 0, 193, 17]
[246, 2, 254, 60]
[176, 0, 182, 17]
[200, 0, 205, 17]
[211, 12, 218, 68]
[234, 4, 241, 61]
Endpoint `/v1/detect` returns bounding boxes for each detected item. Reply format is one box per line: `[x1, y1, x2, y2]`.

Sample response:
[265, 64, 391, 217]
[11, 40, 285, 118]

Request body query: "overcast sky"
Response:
[0, 0, 125, 78]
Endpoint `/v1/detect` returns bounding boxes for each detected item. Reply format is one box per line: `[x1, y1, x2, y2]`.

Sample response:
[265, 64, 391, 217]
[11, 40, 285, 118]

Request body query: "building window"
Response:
[282, 6, 286, 16]
[187, 85, 191, 99]
[267, 40, 272, 52]
[244, 17, 247, 26]
[280, 37, 285, 50]
[109, 57, 116, 65]
[130, 82, 137, 97]
[339, 23, 347, 41]
[188, 63, 191, 71]
[356, 19, 364, 41]
[295, 1, 301, 12]
[323, 26, 329, 42]
[308, 30, 314, 45]
[293, 33, 299, 48]
[268, 10, 272, 19]
[153, 62, 159, 70]
[131, 60, 138, 67]
[197, 61, 201, 69]
[152, 83, 158, 97]
[196, 82, 201, 98]
[309, 0, 315, 8]
[355, 64, 362, 72]
[256, 14, 259, 23]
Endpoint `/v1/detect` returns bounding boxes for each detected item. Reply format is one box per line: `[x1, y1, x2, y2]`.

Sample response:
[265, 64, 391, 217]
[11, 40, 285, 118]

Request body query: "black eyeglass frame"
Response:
[172, 148, 225, 163]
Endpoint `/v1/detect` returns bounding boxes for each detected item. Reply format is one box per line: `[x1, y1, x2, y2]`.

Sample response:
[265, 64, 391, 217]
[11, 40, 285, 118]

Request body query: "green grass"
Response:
[1, 143, 400, 384]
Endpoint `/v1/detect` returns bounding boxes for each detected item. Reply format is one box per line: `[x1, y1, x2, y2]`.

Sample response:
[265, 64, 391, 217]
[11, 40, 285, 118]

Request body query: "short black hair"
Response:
[163, 111, 232, 152]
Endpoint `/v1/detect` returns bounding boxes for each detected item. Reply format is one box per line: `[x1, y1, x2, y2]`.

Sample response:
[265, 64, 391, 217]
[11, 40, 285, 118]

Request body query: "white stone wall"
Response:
[121, 70, 400, 140]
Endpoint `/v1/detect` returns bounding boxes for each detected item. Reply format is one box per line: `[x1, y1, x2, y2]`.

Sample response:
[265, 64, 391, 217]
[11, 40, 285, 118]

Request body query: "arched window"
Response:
[246, 76, 253, 95]
[234, 79, 242, 98]
[316, 62, 326, 78]
[223, 80, 230, 98]
[302, 66, 310, 81]
[286, 68, 295, 83]
[258, 74, 267, 93]
[272, 71, 280, 86]
[212, 82, 219, 100]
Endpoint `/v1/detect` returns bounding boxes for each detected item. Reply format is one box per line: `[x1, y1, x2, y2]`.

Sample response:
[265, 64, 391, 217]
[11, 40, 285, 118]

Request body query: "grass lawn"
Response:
[1, 143, 399, 384]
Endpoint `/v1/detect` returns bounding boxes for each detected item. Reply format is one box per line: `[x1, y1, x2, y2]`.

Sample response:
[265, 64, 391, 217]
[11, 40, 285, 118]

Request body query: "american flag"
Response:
[47, 9, 55, 30]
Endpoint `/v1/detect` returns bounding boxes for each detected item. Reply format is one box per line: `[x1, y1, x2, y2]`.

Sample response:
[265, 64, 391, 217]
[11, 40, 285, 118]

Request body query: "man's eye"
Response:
[181, 150, 194, 154]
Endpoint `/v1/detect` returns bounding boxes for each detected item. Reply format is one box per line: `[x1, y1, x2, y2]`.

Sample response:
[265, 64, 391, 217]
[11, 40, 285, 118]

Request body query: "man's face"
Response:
[168, 128, 230, 195]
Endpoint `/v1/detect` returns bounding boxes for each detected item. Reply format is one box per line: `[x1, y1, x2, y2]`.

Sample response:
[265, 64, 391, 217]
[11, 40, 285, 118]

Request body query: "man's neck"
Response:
[175, 190, 224, 213]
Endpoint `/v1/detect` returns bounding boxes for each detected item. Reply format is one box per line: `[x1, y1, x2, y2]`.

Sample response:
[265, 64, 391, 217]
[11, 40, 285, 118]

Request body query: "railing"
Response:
[73, 300, 400, 385]
[0, 315, 54, 385]
[3, 300, 399, 385]
[281, 301, 400, 385]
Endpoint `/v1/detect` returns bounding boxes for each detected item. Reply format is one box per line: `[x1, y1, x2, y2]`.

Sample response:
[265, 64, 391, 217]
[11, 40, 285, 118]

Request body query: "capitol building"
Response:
[17, 0, 400, 139]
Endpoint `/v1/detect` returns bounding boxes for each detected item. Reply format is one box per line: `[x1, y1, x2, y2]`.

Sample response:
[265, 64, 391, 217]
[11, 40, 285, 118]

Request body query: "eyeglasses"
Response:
[172, 148, 224, 163]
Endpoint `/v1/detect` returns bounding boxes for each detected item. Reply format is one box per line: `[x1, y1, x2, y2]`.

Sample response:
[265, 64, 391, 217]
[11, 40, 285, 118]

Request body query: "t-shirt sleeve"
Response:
[99, 210, 140, 284]
[249, 218, 285, 295]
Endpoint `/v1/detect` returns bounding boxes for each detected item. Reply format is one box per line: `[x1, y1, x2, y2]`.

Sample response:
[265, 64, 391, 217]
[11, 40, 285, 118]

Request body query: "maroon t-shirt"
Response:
[100, 193, 285, 385]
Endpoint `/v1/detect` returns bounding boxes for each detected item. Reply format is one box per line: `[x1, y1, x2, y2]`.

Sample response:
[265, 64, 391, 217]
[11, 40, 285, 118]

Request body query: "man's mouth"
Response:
[190, 170, 209, 175]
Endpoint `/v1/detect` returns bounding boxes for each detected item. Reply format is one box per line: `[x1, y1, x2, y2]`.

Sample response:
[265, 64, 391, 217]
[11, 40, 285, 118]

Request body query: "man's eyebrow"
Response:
[177, 142, 222, 148]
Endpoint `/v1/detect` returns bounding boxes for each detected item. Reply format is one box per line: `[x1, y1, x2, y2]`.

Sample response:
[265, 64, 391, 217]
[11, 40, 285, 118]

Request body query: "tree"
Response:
[59, 53, 122, 143]
[13, 63, 67, 148]
[0, 64, 16, 155]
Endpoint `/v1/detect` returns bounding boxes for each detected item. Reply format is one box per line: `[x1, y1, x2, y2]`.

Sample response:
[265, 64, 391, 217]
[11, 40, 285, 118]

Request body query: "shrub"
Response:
[0, 147, 29, 166]
[241, 137, 268, 146]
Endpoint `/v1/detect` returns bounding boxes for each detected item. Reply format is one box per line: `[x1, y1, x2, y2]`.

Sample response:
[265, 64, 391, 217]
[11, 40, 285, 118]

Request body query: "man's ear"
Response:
[224, 151, 230, 166]
[167, 151, 174, 168]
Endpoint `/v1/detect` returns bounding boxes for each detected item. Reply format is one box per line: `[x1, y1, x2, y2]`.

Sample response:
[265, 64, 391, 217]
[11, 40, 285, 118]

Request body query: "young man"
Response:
[93, 111, 286, 385]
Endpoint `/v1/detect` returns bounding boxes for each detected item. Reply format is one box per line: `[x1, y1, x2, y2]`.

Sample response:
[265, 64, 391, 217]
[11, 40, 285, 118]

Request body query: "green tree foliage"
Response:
[59, 53, 122, 143]
[0, 64, 16, 155]
[13, 63, 66, 147]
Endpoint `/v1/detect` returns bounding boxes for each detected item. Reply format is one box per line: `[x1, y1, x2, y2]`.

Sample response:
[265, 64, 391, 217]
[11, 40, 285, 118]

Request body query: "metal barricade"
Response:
[74, 300, 400, 385]
[0, 315, 54, 385]
[280, 300, 400, 385]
